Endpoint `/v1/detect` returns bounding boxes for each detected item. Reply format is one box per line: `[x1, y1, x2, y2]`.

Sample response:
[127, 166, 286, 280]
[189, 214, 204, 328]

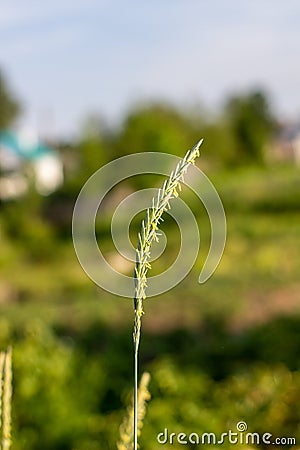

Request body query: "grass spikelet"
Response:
[117, 372, 151, 450]
[132, 140, 203, 449]
[1, 347, 12, 450]
[0, 352, 5, 433]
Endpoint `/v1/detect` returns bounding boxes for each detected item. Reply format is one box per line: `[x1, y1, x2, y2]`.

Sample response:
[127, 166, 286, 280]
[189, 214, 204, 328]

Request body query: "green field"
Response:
[1, 163, 300, 449]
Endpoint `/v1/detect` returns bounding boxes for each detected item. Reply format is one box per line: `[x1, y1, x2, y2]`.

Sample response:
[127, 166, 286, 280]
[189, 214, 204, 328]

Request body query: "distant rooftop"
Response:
[0, 130, 54, 160]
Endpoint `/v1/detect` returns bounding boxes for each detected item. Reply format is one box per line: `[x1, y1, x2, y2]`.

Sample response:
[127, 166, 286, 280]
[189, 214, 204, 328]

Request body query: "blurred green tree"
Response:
[60, 114, 114, 198]
[0, 69, 20, 129]
[200, 121, 237, 167]
[225, 90, 276, 164]
[115, 103, 196, 157]
[77, 114, 110, 180]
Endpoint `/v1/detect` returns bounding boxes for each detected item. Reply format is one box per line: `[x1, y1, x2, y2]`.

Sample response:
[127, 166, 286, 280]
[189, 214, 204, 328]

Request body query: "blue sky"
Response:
[0, 0, 300, 138]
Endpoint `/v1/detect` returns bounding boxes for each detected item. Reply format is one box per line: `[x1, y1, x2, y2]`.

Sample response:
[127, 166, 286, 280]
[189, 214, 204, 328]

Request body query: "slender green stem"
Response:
[132, 140, 202, 450]
[117, 372, 150, 450]
[133, 349, 138, 450]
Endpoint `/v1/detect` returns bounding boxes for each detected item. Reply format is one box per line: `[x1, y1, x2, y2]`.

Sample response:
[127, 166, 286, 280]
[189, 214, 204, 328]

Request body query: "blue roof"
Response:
[0, 130, 54, 160]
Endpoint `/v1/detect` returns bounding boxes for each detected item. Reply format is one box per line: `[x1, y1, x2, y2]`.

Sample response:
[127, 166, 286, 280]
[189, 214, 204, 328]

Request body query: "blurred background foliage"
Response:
[0, 68, 300, 449]
[0, 70, 20, 130]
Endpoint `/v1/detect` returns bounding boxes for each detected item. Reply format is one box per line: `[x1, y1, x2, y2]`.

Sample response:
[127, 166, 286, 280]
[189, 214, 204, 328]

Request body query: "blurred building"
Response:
[270, 123, 300, 164]
[0, 129, 63, 200]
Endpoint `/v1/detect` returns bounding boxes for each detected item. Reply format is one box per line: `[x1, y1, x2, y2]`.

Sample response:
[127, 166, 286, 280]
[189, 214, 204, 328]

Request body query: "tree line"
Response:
[0, 67, 277, 196]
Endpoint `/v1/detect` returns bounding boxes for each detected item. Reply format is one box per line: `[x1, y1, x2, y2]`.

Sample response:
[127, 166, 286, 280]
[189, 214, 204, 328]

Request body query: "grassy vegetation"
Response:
[0, 163, 300, 449]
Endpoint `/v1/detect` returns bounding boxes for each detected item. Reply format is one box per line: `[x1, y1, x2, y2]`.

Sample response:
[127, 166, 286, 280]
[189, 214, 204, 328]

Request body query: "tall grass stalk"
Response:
[0, 347, 12, 450]
[133, 140, 202, 449]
